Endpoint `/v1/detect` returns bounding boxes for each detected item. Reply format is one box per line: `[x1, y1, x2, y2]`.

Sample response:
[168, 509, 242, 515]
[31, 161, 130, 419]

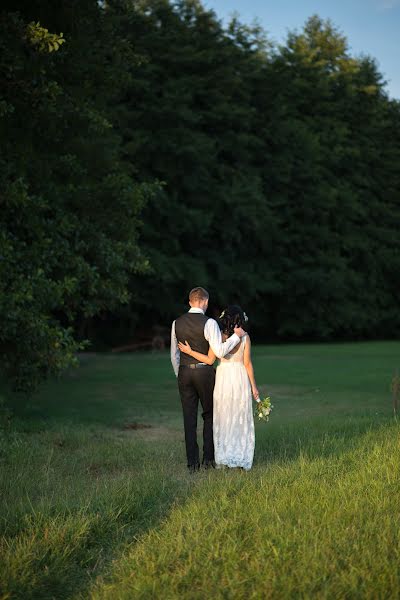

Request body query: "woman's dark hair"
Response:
[218, 305, 248, 336]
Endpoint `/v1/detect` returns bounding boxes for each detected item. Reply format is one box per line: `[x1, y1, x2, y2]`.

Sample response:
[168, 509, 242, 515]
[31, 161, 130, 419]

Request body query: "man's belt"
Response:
[180, 363, 209, 369]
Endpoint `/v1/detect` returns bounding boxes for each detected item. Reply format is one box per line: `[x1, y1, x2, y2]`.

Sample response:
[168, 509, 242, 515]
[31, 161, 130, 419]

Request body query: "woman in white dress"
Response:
[178, 305, 259, 471]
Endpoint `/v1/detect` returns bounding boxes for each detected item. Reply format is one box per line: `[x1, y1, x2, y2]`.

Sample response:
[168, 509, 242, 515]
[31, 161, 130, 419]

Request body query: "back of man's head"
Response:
[189, 287, 209, 305]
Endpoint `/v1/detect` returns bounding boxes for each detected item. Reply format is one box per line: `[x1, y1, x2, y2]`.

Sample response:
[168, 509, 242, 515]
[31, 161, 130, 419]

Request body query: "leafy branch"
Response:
[26, 21, 66, 53]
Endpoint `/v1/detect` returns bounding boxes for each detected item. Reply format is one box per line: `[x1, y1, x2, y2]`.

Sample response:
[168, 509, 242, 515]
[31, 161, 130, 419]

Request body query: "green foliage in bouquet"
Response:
[255, 397, 273, 422]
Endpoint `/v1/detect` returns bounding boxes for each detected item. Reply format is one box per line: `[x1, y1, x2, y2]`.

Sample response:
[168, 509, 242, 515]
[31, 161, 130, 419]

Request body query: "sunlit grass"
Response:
[0, 341, 399, 599]
[91, 425, 400, 599]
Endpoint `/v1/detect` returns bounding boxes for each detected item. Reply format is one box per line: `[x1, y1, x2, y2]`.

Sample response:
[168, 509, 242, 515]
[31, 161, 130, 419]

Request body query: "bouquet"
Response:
[255, 396, 273, 422]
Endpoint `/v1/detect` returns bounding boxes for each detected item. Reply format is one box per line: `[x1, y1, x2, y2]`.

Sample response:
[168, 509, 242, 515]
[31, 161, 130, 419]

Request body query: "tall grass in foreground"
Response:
[90, 424, 400, 599]
[0, 426, 191, 599]
[0, 342, 399, 599]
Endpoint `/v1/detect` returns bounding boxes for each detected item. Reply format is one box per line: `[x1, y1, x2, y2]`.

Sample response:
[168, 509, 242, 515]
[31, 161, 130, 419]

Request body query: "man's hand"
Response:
[234, 326, 246, 338]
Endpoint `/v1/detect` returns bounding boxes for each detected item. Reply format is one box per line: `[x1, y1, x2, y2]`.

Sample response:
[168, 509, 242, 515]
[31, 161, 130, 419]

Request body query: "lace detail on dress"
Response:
[220, 333, 246, 363]
[213, 335, 255, 470]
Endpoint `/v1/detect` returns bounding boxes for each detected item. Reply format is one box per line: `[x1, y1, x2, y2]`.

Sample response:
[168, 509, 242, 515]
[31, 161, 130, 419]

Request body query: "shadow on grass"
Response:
[1, 343, 397, 600]
[0, 400, 193, 600]
[0, 442, 195, 600]
[2, 414, 397, 599]
[66, 472, 193, 600]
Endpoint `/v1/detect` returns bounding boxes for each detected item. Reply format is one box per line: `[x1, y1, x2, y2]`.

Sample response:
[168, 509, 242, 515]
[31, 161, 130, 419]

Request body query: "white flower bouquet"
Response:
[255, 396, 273, 422]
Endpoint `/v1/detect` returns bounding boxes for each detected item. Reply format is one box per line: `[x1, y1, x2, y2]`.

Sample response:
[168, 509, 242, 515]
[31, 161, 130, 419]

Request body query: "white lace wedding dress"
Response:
[213, 334, 255, 470]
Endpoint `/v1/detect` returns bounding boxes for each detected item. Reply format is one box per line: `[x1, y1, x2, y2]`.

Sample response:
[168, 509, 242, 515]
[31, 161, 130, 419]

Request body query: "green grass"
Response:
[0, 342, 399, 599]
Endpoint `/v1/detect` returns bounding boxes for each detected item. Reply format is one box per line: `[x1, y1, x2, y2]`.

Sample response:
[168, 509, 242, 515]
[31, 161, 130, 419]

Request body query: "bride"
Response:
[178, 305, 259, 471]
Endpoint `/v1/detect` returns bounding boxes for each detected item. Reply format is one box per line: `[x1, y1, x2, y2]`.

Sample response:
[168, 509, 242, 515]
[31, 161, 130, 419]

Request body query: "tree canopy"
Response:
[1, 1, 399, 391]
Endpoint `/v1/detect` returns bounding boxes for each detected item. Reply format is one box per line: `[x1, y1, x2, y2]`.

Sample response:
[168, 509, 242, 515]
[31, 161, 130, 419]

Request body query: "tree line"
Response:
[1, 0, 399, 392]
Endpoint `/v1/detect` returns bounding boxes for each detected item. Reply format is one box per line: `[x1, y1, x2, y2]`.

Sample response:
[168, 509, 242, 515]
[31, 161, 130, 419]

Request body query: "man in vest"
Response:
[171, 287, 245, 473]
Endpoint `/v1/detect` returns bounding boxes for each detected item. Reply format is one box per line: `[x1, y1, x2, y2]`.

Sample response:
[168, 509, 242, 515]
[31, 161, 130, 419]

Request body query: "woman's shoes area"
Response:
[188, 461, 247, 473]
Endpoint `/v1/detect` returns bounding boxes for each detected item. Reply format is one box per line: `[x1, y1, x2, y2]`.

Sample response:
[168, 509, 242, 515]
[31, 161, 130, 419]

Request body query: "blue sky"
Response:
[203, 0, 400, 99]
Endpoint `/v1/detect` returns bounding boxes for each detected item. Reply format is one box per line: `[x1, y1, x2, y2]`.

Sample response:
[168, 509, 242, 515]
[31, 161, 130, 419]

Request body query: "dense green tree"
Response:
[1, 1, 399, 393]
[85, 5, 400, 341]
[251, 15, 400, 338]
[0, 4, 153, 391]
[108, 5, 399, 340]
[107, 0, 275, 326]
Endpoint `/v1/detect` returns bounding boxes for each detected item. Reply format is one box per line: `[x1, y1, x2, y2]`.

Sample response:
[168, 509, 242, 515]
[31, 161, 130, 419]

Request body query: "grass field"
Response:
[0, 341, 399, 599]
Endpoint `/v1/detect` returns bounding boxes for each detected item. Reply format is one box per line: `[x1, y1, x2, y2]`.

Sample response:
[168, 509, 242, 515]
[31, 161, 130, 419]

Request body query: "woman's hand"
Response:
[252, 385, 260, 401]
[178, 340, 192, 356]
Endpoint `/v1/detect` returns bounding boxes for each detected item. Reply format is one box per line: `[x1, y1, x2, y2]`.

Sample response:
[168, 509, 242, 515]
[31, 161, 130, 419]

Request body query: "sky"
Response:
[203, 0, 400, 99]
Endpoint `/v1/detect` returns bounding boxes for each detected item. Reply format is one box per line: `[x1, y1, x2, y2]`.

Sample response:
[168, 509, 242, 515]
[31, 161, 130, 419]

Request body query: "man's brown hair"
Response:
[189, 287, 209, 303]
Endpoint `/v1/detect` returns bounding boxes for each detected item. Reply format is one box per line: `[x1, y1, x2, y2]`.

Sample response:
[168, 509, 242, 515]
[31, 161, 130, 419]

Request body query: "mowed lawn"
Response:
[0, 341, 399, 599]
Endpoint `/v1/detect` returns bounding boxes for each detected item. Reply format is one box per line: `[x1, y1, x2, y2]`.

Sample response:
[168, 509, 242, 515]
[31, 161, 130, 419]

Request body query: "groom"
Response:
[171, 287, 245, 473]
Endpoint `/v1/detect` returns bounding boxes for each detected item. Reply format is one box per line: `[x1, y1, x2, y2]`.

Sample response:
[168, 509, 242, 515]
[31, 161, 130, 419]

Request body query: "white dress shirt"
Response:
[170, 308, 240, 377]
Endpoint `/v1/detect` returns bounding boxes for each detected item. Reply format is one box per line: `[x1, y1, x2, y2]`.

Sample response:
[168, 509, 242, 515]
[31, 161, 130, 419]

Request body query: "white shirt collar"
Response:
[188, 307, 205, 314]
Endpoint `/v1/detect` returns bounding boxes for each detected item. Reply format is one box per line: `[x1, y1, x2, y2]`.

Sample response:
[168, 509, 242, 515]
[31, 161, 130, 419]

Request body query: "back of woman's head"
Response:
[218, 305, 248, 336]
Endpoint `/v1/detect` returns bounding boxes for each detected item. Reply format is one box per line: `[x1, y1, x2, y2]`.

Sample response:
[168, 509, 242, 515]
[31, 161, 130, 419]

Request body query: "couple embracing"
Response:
[171, 287, 259, 473]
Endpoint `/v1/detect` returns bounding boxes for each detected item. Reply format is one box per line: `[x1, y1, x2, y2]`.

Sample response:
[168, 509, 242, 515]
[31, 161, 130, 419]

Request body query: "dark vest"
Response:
[175, 312, 210, 365]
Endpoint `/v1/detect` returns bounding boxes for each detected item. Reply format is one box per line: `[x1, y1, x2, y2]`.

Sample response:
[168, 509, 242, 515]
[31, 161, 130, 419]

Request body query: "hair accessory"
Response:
[243, 311, 248, 322]
[219, 310, 225, 319]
